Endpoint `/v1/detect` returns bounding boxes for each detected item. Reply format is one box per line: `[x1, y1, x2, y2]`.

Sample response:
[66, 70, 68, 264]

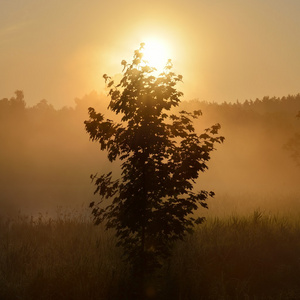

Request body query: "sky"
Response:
[1, 0, 300, 108]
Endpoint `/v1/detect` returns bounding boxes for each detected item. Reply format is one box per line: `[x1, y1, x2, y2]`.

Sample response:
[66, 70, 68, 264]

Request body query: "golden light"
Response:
[141, 38, 171, 71]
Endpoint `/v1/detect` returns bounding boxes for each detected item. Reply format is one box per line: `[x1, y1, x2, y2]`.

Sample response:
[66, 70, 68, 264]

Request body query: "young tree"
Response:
[85, 44, 224, 278]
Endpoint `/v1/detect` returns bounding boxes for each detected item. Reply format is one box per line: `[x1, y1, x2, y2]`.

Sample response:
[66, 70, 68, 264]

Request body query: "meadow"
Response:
[1, 207, 300, 300]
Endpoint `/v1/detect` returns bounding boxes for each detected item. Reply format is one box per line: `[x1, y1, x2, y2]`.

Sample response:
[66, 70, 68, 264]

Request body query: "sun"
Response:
[141, 38, 171, 71]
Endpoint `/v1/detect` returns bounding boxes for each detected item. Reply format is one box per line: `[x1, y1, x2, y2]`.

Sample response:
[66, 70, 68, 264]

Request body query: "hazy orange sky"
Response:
[1, 0, 300, 108]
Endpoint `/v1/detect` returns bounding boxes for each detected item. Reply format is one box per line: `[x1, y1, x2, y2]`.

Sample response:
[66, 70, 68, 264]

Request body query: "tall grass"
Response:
[0, 211, 129, 300]
[167, 210, 300, 300]
[1, 210, 300, 299]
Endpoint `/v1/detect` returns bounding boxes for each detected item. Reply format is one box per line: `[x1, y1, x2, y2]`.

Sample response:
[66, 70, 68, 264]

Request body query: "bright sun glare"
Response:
[142, 38, 171, 71]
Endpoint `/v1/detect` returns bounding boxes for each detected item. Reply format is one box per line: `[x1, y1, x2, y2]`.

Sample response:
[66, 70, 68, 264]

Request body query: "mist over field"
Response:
[1, 91, 299, 218]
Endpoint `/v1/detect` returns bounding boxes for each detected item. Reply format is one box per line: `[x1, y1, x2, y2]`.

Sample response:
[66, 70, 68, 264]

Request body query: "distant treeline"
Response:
[1, 91, 300, 216]
[195, 94, 300, 113]
[1, 90, 300, 114]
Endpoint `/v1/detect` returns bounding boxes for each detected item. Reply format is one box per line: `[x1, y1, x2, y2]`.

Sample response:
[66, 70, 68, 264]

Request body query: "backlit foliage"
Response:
[84, 44, 224, 275]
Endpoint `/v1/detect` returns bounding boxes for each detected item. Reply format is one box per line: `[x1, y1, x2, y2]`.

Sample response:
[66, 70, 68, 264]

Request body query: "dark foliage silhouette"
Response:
[84, 44, 224, 287]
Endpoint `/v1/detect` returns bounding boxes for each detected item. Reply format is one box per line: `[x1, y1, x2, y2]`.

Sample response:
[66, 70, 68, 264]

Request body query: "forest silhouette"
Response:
[1, 91, 300, 217]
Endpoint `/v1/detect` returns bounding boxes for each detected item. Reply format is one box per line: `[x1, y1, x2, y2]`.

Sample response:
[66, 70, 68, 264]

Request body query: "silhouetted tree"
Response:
[84, 44, 224, 295]
[0, 90, 26, 118]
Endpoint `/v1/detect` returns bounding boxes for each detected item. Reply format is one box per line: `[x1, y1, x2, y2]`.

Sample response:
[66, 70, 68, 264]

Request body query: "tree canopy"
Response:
[85, 44, 224, 278]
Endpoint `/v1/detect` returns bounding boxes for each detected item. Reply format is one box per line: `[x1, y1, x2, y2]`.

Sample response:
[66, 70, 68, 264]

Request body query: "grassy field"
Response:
[1, 210, 300, 300]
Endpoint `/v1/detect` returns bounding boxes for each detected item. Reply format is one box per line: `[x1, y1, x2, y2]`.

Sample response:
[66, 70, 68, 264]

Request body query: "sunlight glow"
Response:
[142, 38, 171, 71]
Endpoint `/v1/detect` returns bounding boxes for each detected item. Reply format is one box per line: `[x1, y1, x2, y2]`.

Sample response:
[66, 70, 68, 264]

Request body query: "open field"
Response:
[1, 209, 300, 300]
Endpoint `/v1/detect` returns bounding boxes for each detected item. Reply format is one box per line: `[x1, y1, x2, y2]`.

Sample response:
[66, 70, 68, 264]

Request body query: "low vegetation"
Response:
[1, 209, 300, 300]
